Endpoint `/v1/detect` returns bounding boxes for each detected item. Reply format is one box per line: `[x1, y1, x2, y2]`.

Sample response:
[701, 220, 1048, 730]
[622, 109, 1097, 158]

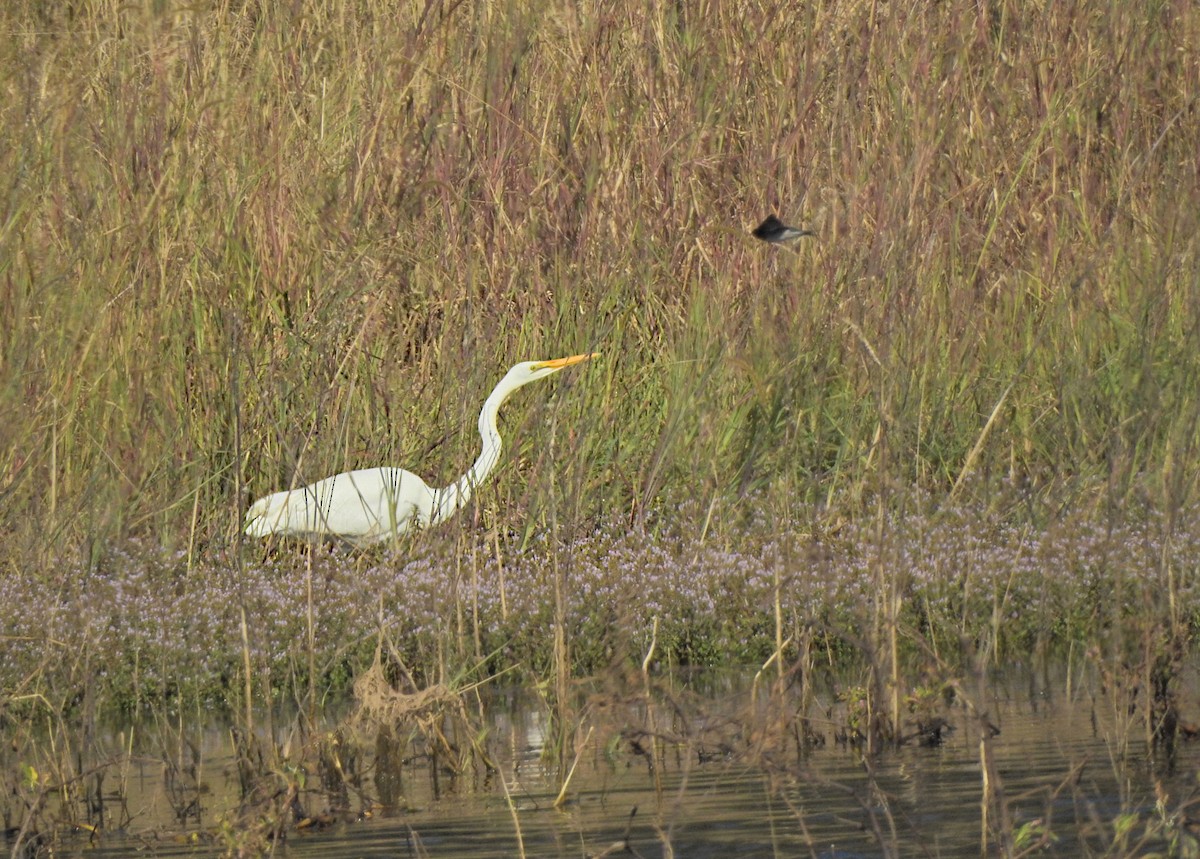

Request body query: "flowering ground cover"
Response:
[4, 493, 1192, 714]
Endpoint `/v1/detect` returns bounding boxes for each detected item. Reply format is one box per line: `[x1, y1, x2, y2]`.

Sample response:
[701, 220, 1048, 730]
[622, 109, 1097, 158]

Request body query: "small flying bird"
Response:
[751, 215, 813, 244]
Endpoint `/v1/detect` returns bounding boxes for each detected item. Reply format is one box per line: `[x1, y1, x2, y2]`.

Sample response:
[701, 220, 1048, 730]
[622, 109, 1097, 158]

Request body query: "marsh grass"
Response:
[1, 0, 1198, 553]
[4, 0, 1200, 853]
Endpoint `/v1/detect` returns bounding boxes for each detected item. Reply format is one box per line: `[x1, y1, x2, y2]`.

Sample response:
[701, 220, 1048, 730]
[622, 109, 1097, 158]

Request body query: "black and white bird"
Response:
[751, 215, 813, 244]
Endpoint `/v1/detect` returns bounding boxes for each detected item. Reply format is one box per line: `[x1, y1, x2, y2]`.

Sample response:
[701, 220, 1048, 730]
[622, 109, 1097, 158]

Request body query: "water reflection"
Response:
[41, 666, 1200, 857]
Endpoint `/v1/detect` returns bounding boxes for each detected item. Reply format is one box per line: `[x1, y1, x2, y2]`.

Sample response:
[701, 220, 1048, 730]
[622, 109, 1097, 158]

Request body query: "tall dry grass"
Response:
[1, 0, 1198, 556]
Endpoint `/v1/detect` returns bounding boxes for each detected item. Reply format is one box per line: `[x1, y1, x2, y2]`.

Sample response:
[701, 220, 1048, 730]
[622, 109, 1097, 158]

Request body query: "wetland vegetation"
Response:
[2, 0, 1200, 854]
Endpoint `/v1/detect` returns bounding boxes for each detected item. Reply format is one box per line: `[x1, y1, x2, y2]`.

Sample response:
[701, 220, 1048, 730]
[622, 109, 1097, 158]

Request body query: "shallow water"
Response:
[30, 666, 1200, 858]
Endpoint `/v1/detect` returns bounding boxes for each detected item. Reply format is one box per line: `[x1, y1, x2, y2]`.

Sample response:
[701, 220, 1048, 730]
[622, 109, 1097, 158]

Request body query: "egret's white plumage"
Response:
[244, 353, 596, 546]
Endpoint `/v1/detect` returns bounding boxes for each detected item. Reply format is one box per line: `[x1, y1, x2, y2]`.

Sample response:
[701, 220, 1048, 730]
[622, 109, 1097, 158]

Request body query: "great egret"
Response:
[751, 215, 813, 244]
[244, 352, 598, 546]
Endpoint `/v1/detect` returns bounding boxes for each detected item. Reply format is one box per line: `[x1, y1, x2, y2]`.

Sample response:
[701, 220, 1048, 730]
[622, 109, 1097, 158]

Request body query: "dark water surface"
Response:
[48, 667, 1200, 858]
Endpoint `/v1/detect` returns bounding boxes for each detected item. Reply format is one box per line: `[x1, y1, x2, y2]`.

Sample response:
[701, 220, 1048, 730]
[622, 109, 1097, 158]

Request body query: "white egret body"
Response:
[244, 353, 596, 546]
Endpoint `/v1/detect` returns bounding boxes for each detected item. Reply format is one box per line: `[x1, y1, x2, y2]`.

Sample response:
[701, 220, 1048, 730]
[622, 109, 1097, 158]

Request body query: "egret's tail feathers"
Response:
[244, 493, 287, 538]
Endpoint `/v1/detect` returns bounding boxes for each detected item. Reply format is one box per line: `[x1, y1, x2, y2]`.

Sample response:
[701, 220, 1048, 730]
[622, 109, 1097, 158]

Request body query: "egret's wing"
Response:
[246, 467, 434, 543]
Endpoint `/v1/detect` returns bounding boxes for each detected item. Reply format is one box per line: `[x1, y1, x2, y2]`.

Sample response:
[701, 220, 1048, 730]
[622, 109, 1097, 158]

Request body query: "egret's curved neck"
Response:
[430, 372, 526, 525]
